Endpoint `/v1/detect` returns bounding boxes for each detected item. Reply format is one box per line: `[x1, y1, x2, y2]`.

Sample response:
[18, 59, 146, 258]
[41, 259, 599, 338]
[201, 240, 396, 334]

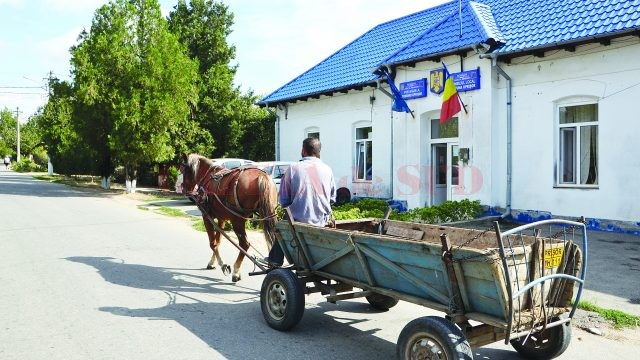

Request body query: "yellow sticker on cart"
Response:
[544, 247, 564, 269]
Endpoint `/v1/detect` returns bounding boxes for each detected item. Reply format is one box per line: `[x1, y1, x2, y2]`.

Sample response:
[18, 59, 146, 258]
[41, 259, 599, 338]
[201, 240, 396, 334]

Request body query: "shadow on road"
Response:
[66, 256, 394, 359]
[65, 256, 527, 359]
[0, 172, 121, 199]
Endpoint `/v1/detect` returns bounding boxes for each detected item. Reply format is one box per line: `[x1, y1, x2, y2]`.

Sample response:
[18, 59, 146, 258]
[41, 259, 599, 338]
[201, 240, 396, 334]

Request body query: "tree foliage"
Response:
[30, 0, 276, 184]
[70, 0, 199, 184]
[0, 108, 43, 162]
[0, 108, 17, 157]
[34, 79, 97, 175]
[168, 0, 274, 160]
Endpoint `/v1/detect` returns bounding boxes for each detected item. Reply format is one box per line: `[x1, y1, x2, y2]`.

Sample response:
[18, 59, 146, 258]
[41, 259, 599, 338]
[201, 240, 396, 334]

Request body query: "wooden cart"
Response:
[259, 213, 587, 360]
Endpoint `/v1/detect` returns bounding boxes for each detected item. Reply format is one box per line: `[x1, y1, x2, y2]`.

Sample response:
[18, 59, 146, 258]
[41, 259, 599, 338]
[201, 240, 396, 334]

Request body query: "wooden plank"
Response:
[386, 225, 424, 240]
[311, 243, 354, 271]
[358, 244, 450, 304]
[466, 312, 508, 329]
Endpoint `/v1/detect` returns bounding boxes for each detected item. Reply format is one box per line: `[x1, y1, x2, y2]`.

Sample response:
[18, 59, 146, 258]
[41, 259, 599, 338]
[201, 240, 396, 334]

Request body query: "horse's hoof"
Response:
[221, 264, 231, 276]
[232, 274, 240, 282]
[206, 265, 216, 270]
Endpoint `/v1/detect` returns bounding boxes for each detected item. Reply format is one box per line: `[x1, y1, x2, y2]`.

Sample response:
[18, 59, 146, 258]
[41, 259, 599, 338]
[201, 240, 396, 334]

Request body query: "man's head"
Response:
[302, 137, 321, 158]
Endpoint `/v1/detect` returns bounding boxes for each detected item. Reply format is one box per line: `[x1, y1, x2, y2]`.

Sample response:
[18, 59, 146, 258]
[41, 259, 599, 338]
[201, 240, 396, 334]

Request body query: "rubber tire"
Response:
[366, 293, 399, 311]
[510, 319, 572, 360]
[397, 316, 473, 360]
[260, 268, 305, 331]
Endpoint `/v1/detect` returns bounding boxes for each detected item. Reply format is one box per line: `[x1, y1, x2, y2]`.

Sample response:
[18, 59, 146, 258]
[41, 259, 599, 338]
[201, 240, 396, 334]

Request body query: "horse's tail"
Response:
[257, 173, 278, 248]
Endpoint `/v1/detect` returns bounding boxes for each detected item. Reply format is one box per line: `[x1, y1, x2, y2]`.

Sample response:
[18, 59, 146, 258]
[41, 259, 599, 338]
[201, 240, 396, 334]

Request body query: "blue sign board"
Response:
[400, 78, 427, 100]
[451, 68, 481, 92]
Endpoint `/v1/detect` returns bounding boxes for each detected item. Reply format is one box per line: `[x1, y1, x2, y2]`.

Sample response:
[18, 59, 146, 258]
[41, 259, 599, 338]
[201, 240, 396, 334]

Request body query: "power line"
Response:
[0, 86, 44, 89]
[0, 91, 46, 95]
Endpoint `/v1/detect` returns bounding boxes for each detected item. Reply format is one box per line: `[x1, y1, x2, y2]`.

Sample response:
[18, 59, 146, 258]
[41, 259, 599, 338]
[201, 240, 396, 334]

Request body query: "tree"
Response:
[235, 92, 275, 161]
[35, 79, 97, 175]
[70, 0, 199, 191]
[0, 108, 17, 158]
[168, 0, 238, 158]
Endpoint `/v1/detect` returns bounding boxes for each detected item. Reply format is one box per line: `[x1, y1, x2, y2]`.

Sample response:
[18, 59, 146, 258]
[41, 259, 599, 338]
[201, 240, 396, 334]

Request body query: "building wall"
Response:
[391, 54, 495, 209]
[275, 38, 640, 222]
[503, 37, 640, 221]
[276, 89, 395, 199]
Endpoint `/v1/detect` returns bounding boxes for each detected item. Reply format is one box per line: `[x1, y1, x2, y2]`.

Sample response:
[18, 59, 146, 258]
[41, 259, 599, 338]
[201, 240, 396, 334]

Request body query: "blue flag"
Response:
[385, 72, 412, 114]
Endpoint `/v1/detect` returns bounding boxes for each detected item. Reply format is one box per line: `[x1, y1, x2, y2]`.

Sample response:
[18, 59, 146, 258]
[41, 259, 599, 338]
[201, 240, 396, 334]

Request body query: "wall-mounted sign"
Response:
[429, 69, 444, 94]
[451, 68, 481, 92]
[400, 78, 428, 99]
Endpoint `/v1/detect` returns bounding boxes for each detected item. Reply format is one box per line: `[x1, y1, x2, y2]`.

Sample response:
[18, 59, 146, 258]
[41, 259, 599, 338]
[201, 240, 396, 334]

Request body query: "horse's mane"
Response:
[187, 154, 214, 177]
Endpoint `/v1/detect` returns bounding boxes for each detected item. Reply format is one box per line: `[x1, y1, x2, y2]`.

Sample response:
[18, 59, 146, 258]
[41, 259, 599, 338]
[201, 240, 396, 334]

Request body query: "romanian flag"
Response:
[440, 64, 461, 124]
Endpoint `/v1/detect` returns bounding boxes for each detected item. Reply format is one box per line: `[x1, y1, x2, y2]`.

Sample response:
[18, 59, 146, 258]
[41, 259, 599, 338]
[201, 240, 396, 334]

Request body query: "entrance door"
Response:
[431, 143, 459, 206]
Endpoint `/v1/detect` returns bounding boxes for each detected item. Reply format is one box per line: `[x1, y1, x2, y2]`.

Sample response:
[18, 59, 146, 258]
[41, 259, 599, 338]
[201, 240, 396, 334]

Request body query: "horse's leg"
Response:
[202, 216, 219, 270]
[230, 219, 249, 283]
[216, 219, 232, 276]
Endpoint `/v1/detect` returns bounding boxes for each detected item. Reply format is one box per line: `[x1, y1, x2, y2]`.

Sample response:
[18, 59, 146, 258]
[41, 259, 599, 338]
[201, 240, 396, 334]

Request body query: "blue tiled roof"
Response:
[384, 2, 501, 65]
[259, 0, 640, 105]
[488, 0, 640, 53]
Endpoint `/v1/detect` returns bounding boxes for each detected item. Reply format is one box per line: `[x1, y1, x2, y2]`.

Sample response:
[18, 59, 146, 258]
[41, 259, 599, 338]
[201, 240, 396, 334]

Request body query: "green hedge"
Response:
[12, 158, 45, 173]
[332, 198, 482, 224]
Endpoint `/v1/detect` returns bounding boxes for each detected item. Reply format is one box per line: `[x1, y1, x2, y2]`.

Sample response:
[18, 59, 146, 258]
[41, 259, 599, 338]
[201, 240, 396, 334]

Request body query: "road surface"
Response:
[0, 169, 637, 359]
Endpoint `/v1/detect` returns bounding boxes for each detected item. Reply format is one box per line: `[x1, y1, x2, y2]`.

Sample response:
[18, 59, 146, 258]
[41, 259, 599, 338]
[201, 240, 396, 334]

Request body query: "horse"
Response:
[178, 153, 278, 282]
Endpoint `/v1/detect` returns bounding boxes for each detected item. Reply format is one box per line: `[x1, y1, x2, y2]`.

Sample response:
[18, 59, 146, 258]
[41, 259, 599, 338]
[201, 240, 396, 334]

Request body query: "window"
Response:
[355, 126, 372, 181]
[558, 103, 598, 186]
[306, 127, 320, 140]
[431, 117, 459, 139]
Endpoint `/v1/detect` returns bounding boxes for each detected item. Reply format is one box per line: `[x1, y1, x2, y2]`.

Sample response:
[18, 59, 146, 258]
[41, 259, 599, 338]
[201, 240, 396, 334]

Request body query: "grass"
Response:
[576, 300, 640, 329]
[33, 174, 98, 187]
[192, 218, 206, 232]
[155, 206, 187, 217]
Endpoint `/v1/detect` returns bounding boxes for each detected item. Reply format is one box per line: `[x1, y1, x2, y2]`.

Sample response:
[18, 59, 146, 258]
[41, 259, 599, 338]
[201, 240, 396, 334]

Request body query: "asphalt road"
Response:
[1, 169, 638, 359]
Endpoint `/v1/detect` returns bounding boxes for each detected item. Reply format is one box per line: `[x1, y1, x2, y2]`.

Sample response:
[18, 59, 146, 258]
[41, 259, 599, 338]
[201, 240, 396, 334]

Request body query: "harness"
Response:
[192, 165, 276, 222]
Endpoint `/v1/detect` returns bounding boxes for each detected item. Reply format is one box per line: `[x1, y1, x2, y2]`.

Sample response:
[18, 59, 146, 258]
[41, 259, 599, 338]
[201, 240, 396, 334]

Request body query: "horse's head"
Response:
[177, 153, 225, 196]
[177, 153, 201, 196]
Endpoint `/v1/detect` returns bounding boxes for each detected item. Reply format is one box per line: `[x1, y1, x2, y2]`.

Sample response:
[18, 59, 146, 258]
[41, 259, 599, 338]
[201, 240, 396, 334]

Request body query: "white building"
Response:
[259, 0, 640, 232]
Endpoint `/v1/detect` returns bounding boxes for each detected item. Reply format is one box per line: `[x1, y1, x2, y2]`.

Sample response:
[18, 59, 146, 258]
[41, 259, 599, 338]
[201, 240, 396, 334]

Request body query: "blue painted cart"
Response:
[259, 213, 587, 360]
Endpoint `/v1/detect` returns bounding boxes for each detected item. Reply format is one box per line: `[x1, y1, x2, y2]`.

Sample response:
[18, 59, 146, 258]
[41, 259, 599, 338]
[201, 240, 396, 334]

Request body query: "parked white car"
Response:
[211, 158, 255, 169]
[255, 161, 294, 192]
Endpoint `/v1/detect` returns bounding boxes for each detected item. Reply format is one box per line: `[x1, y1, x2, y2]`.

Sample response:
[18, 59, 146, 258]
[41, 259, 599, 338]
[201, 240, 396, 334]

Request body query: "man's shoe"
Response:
[260, 257, 282, 268]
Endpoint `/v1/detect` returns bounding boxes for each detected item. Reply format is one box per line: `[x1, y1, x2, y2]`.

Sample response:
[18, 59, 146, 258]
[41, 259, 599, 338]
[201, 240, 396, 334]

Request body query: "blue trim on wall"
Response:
[484, 207, 640, 236]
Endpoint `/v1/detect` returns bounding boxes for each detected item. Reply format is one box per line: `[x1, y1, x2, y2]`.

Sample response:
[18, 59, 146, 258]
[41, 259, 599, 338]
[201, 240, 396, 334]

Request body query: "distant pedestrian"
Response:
[3, 156, 10, 169]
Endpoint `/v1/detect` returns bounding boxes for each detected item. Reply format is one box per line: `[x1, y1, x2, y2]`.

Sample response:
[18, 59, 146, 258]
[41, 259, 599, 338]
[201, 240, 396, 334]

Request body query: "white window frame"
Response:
[554, 98, 599, 188]
[354, 124, 373, 182]
[305, 126, 320, 140]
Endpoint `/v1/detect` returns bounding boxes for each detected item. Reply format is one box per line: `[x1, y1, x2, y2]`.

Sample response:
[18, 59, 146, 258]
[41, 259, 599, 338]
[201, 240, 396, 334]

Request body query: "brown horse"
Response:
[178, 154, 278, 282]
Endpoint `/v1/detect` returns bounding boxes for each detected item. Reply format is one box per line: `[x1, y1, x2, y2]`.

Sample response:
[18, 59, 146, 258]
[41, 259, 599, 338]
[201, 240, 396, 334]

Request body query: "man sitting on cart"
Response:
[263, 137, 336, 267]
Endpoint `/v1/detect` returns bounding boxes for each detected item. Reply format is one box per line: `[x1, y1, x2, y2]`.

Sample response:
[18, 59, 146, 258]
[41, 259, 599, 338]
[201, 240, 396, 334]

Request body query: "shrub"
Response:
[167, 166, 178, 190]
[12, 158, 45, 172]
[333, 198, 388, 220]
[333, 198, 482, 224]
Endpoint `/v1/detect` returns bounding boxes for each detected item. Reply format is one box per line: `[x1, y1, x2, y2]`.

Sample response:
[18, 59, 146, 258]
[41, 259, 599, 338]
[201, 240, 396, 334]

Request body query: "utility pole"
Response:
[15, 107, 21, 162]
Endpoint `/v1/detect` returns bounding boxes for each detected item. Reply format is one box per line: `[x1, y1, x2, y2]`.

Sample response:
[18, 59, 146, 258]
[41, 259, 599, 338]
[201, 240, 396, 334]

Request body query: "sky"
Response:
[0, 0, 449, 120]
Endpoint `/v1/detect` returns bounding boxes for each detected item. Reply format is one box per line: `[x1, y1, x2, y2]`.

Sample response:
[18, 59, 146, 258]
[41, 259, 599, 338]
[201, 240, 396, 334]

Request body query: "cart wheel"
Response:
[510, 318, 572, 360]
[366, 293, 399, 311]
[260, 268, 305, 331]
[397, 316, 472, 360]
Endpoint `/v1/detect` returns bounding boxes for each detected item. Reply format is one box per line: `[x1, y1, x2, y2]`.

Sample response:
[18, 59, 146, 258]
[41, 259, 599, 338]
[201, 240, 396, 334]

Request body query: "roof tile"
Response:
[260, 0, 640, 104]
